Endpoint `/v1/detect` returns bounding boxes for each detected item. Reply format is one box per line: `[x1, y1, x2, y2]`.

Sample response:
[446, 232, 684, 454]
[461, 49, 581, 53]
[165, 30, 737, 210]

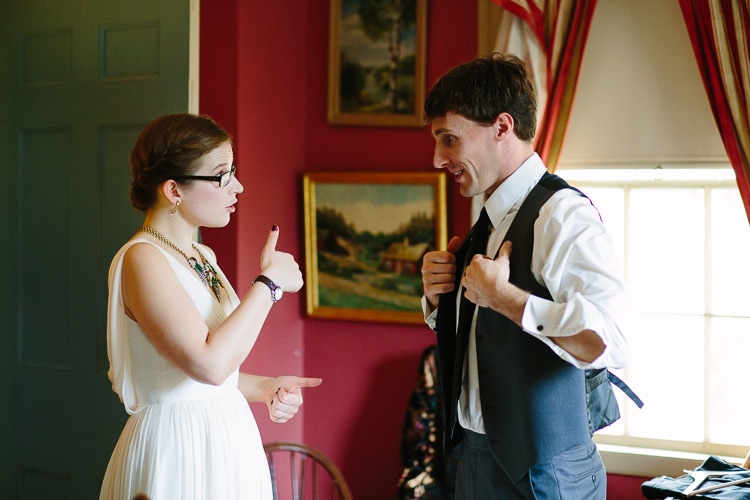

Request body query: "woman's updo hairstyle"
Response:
[129, 113, 232, 212]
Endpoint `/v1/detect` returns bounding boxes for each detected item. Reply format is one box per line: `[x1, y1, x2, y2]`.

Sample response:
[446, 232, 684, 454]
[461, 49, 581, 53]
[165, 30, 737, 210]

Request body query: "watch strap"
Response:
[253, 274, 281, 302]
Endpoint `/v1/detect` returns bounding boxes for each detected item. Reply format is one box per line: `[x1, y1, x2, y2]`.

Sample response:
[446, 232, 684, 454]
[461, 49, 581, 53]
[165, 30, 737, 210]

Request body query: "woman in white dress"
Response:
[100, 113, 322, 500]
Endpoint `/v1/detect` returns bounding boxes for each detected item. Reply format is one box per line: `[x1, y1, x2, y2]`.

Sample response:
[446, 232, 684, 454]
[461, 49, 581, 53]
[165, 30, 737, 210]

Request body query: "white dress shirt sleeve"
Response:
[519, 189, 630, 370]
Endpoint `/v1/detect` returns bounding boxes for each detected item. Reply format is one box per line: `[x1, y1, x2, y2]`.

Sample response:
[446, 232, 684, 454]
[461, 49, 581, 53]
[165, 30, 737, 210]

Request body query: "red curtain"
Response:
[490, 0, 598, 171]
[679, 0, 750, 222]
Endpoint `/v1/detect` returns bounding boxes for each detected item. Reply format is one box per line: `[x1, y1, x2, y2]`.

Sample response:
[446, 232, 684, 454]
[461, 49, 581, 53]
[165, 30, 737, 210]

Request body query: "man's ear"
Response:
[495, 112, 514, 140]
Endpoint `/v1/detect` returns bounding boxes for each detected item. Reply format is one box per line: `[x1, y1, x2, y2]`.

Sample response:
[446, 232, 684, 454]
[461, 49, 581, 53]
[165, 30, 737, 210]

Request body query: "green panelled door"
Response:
[0, 0, 194, 497]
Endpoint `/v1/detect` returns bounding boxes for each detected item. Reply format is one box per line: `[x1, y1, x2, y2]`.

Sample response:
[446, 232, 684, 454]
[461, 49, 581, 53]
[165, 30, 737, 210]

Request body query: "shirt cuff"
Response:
[521, 293, 601, 338]
[421, 295, 438, 330]
[521, 293, 617, 369]
[522, 295, 565, 337]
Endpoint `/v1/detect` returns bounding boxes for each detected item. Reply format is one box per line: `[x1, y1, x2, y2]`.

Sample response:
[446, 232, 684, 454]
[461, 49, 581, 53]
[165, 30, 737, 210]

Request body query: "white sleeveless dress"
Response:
[99, 238, 272, 500]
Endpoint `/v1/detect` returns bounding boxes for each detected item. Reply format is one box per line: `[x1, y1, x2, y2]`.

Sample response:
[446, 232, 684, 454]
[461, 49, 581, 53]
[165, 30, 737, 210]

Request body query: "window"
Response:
[560, 166, 750, 463]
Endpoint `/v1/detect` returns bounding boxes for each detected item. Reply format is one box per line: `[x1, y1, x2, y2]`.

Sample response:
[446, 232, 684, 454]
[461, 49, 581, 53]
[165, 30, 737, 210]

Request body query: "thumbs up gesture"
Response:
[260, 225, 303, 293]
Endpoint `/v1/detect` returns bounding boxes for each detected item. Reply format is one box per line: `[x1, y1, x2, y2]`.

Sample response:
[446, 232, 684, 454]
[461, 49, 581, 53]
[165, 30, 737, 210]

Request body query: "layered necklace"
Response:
[140, 226, 224, 302]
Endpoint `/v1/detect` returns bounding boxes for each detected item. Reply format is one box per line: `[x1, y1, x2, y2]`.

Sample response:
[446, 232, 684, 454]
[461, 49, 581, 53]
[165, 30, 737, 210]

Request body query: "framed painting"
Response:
[303, 171, 447, 324]
[327, 0, 427, 127]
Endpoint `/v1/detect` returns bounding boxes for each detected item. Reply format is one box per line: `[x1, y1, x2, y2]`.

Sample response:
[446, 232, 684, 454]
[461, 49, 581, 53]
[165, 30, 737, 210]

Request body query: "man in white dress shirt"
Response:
[420, 53, 629, 499]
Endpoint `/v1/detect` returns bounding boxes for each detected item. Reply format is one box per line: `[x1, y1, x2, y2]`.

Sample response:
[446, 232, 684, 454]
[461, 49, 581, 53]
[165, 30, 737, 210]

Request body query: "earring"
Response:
[170, 200, 180, 216]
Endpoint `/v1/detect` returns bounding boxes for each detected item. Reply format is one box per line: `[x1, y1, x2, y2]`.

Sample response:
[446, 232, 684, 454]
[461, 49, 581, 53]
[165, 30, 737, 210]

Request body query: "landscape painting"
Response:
[303, 172, 446, 324]
[327, 0, 427, 127]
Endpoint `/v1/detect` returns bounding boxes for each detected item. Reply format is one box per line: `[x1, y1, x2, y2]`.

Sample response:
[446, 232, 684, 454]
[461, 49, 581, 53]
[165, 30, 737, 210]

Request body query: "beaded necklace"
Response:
[140, 226, 223, 302]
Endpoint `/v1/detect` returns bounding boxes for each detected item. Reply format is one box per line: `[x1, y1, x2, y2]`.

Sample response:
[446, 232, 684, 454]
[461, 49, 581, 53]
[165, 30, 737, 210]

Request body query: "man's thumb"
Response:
[446, 235, 462, 254]
[497, 240, 512, 261]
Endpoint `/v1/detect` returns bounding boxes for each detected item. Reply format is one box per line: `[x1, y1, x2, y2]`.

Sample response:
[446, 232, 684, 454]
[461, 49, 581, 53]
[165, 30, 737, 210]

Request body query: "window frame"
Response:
[559, 166, 749, 476]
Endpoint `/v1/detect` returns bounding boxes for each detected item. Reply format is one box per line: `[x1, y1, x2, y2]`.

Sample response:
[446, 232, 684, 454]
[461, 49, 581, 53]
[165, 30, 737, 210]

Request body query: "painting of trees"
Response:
[328, 0, 426, 127]
[357, 0, 416, 113]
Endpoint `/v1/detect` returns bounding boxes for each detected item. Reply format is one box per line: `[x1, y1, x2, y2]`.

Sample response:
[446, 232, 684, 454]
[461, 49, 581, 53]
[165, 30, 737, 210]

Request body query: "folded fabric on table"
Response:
[642, 456, 750, 499]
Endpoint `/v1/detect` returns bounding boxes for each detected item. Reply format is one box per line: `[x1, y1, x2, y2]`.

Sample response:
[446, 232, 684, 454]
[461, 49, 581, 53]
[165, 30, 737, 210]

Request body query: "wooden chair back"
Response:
[264, 441, 353, 500]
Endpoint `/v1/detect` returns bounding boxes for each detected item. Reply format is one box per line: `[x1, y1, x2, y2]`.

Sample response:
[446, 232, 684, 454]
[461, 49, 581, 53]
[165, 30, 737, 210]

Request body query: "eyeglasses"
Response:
[173, 165, 236, 187]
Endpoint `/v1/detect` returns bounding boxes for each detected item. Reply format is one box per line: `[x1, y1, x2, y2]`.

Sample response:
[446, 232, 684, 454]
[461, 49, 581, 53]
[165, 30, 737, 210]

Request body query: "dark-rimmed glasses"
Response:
[173, 165, 236, 187]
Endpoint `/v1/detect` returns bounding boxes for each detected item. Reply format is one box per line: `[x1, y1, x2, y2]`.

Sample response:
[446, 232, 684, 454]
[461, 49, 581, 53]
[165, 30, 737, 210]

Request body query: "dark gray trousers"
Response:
[455, 428, 606, 499]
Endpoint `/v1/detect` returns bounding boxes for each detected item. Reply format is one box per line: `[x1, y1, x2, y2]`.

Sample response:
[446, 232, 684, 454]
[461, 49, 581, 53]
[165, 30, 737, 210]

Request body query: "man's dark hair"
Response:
[424, 53, 537, 141]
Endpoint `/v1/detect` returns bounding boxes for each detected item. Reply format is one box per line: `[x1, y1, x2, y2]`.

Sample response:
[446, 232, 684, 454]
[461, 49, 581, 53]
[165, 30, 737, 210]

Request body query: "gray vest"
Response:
[435, 173, 590, 482]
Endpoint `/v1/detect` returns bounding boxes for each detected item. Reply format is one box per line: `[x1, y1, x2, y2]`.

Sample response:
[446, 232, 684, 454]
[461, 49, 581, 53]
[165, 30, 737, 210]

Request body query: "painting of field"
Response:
[304, 172, 446, 324]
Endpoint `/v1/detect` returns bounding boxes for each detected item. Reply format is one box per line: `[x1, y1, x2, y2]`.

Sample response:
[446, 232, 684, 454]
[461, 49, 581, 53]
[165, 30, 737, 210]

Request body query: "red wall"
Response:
[609, 474, 648, 499]
[200, 2, 646, 498]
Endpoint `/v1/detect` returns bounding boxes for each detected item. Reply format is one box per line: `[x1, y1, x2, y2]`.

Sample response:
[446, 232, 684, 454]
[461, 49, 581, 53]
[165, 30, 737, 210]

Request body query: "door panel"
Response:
[0, 1, 193, 497]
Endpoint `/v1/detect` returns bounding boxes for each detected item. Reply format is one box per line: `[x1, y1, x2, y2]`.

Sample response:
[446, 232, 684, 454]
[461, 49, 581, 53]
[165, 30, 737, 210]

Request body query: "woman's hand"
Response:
[260, 225, 303, 293]
[265, 375, 323, 423]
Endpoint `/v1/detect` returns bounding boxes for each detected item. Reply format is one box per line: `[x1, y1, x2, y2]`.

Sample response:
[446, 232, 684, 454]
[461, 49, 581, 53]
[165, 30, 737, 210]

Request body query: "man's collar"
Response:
[483, 153, 547, 228]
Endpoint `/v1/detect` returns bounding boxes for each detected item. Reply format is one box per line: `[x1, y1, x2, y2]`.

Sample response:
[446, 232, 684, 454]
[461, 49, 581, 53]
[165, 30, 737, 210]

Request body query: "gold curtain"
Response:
[489, 0, 598, 171]
[679, 0, 750, 222]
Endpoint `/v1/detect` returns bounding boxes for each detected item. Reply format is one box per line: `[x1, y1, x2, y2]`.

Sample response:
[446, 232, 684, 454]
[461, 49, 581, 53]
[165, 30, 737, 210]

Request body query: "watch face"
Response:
[255, 275, 283, 302]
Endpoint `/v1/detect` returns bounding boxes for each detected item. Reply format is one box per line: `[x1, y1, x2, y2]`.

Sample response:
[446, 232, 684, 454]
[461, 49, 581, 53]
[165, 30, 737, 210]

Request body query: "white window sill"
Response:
[598, 443, 745, 478]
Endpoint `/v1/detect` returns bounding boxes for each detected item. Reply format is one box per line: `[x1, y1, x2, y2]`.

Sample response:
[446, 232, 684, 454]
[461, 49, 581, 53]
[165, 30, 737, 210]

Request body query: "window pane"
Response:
[707, 316, 750, 445]
[710, 188, 750, 316]
[584, 187, 625, 256]
[625, 312, 704, 441]
[628, 188, 705, 314]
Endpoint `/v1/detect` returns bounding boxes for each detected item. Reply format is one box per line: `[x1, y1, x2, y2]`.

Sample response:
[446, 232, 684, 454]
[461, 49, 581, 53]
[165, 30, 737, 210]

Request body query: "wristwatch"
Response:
[253, 275, 283, 303]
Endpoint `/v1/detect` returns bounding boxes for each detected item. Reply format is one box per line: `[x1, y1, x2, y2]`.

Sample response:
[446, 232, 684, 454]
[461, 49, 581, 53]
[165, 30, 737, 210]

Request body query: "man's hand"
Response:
[462, 241, 528, 325]
[462, 240, 511, 308]
[421, 236, 462, 309]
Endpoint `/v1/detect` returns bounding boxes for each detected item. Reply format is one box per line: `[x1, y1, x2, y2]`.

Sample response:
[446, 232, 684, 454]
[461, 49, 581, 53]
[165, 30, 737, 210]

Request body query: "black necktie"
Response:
[464, 208, 491, 268]
[453, 208, 491, 383]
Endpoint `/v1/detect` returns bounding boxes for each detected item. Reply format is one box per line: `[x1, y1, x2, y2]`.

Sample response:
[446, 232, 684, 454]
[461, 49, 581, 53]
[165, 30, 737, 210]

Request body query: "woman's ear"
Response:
[159, 179, 181, 206]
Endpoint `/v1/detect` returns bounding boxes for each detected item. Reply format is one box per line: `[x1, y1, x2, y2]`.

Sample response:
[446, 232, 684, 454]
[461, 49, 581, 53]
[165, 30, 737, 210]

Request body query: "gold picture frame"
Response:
[327, 0, 427, 127]
[303, 171, 447, 324]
